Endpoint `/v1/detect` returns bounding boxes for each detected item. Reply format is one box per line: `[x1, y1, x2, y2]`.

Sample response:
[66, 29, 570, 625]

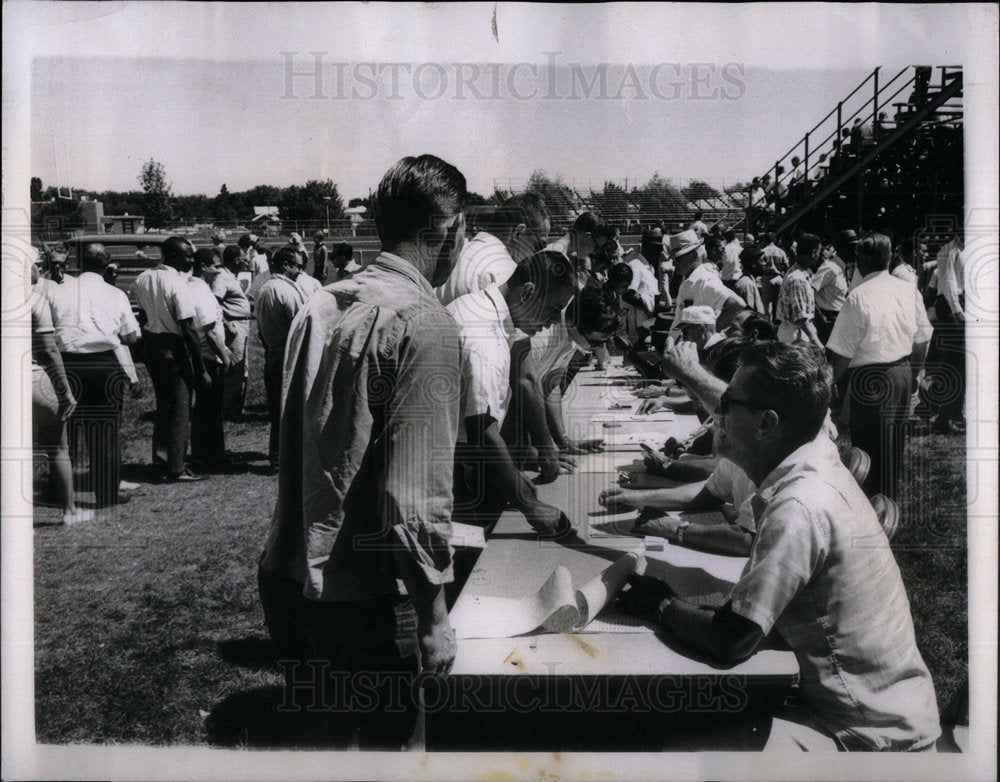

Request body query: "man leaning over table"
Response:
[617, 342, 940, 752]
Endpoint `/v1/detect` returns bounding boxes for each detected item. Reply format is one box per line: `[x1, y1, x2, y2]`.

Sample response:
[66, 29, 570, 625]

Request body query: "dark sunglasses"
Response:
[719, 388, 784, 419]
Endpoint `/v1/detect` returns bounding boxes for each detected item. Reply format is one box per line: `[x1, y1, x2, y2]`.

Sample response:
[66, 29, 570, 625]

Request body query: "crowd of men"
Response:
[29, 153, 966, 752]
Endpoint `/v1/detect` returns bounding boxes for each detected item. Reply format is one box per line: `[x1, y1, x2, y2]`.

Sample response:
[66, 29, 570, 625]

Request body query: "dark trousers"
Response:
[191, 360, 225, 464]
[300, 595, 421, 750]
[264, 355, 283, 464]
[143, 332, 193, 476]
[847, 360, 912, 498]
[814, 308, 840, 345]
[932, 296, 966, 422]
[60, 350, 126, 506]
[257, 563, 312, 670]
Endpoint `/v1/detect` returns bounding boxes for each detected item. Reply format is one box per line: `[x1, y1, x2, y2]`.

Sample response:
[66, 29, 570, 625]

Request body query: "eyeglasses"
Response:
[718, 388, 784, 419]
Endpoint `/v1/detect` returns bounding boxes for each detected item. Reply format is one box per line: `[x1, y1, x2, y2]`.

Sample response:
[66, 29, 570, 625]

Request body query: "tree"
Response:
[589, 182, 629, 224]
[31, 177, 44, 201]
[681, 179, 722, 202]
[138, 158, 173, 228]
[277, 179, 344, 225]
[632, 173, 686, 227]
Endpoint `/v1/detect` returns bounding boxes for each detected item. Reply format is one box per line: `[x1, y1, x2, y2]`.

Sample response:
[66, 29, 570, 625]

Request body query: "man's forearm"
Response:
[179, 320, 207, 378]
[658, 601, 761, 665]
[681, 523, 754, 557]
[544, 387, 567, 448]
[909, 340, 929, 379]
[676, 365, 726, 412]
[478, 420, 539, 509]
[633, 481, 709, 510]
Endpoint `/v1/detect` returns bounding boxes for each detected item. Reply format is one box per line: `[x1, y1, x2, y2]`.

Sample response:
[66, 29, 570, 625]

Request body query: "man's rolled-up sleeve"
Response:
[728, 497, 827, 634]
[381, 312, 462, 586]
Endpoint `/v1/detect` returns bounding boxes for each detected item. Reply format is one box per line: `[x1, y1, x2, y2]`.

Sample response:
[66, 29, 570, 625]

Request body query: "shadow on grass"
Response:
[217, 637, 278, 672]
[205, 686, 355, 748]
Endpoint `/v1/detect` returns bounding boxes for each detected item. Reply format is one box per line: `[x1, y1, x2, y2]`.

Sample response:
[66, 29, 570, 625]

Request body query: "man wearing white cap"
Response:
[677, 304, 725, 356]
[668, 229, 746, 336]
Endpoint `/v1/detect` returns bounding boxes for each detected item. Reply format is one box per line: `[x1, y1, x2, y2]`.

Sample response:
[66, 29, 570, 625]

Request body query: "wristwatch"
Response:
[675, 520, 691, 544]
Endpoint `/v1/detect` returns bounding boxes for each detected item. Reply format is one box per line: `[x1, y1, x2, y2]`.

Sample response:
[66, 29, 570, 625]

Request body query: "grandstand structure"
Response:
[749, 65, 963, 240]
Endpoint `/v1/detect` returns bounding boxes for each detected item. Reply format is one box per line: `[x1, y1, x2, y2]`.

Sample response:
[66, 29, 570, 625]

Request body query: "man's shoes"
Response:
[62, 508, 96, 525]
[164, 470, 207, 483]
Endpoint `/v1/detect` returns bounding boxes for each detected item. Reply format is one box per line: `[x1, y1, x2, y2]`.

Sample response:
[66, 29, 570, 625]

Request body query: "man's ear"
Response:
[757, 409, 781, 440]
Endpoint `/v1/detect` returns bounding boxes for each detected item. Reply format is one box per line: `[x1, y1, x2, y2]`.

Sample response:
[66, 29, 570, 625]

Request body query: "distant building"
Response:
[102, 213, 145, 234]
[251, 206, 282, 235]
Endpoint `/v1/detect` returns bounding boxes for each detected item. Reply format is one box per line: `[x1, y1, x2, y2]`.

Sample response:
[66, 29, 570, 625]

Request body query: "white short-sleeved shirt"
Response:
[728, 435, 940, 750]
[133, 264, 196, 336]
[811, 258, 848, 312]
[530, 313, 586, 390]
[826, 271, 933, 367]
[188, 277, 226, 362]
[721, 240, 743, 281]
[446, 286, 517, 441]
[704, 458, 756, 533]
[890, 262, 918, 286]
[434, 232, 517, 306]
[295, 272, 323, 302]
[52, 272, 140, 354]
[623, 257, 658, 341]
[674, 263, 742, 326]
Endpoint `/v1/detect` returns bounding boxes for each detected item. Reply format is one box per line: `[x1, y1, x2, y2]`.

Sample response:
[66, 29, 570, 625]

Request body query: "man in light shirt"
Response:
[434, 192, 550, 306]
[827, 232, 932, 497]
[133, 236, 211, 483]
[213, 245, 253, 420]
[811, 241, 849, 344]
[668, 229, 746, 336]
[617, 342, 940, 752]
[931, 231, 966, 434]
[775, 233, 824, 347]
[720, 229, 743, 289]
[189, 249, 234, 471]
[53, 243, 141, 507]
[448, 250, 578, 540]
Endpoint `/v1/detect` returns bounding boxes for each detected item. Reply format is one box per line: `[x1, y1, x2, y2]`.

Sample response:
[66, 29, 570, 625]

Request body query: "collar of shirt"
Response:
[153, 263, 178, 276]
[482, 285, 517, 344]
[858, 269, 888, 285]
[367, 251, 436, 297]
[751, 434, 842, 516]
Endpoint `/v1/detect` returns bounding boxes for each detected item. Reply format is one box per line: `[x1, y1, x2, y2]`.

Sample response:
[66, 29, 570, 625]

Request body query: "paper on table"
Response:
[451, 552, 645, 639]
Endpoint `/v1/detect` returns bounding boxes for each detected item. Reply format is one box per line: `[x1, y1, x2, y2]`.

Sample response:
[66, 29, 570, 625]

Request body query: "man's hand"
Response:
[661, 339, 701, 380]
[616, 574, 677, 623]
[418, 615, 457, 676]
[636, 397, 669, 415]
[197, 370, 213, 392]
[599, 486, 645, 511]
[633, 512, 684, 540]
[953, 309, 966, 323]
[57, 393, 77, 422]
[524, 503, 574, 539]
[634, 384, 671, 399]
[533, 444, 561, 484]
[563, 438, 604, 455]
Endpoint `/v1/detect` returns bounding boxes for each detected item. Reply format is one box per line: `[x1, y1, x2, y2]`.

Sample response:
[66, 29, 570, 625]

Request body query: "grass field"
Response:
[31, 330, 969, 746]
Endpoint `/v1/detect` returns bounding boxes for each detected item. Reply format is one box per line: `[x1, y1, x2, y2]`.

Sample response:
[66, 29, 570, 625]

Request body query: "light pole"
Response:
[323, 196, 331, 234]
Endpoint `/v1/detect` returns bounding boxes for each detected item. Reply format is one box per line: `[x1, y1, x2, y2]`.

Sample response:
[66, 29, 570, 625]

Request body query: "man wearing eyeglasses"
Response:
[618, 342, 940, 752]
[255, 247, 306, 470]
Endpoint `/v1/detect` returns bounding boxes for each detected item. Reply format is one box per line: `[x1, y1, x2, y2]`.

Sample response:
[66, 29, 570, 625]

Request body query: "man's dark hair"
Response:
[80, 243, 109, 273]
[740, 312, 777, 341]
[898, 236, 917, 260]
[572, 211, 601, 236]
[482, 192, 550, 234]
[856, 232, 892, 272]
[574, 285, 621, 337]
[607, 262, 633, 289]
[333, 242, 354, 259]
[374, 154, 467, 249]
[723, 229, 737, 242]
[162, 236, 194, 267]
[704, 234, 724, 258]
[737, 341, 832, 442]
[508, 250, 576, 293]
[796, 233, 822, 258]
[192, 248, 216, 274]
[222, 244, 242, 271]
[705, 337, 753, 383]
[270, 246, 300, 274]
[237, 233, 254, 250]
[693, 211, 703, 220]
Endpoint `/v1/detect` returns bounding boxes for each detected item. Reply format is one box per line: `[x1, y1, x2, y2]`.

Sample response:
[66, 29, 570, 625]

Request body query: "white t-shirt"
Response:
[446, 286, 518, 442]
[435, 232, 517, 306]
[827, 271, 933, 368]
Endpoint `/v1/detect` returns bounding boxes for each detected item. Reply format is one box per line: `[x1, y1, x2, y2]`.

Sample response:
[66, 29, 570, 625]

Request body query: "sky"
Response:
[14, 2, 986, 203]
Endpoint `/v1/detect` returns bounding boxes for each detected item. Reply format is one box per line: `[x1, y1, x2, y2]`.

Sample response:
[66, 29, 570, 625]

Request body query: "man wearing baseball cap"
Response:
[667, 229, 746, 337]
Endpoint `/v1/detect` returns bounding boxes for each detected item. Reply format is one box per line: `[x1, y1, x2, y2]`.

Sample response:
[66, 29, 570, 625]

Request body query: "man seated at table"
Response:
[617, 342, 940, 752]
[447, 250, 579, 538]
